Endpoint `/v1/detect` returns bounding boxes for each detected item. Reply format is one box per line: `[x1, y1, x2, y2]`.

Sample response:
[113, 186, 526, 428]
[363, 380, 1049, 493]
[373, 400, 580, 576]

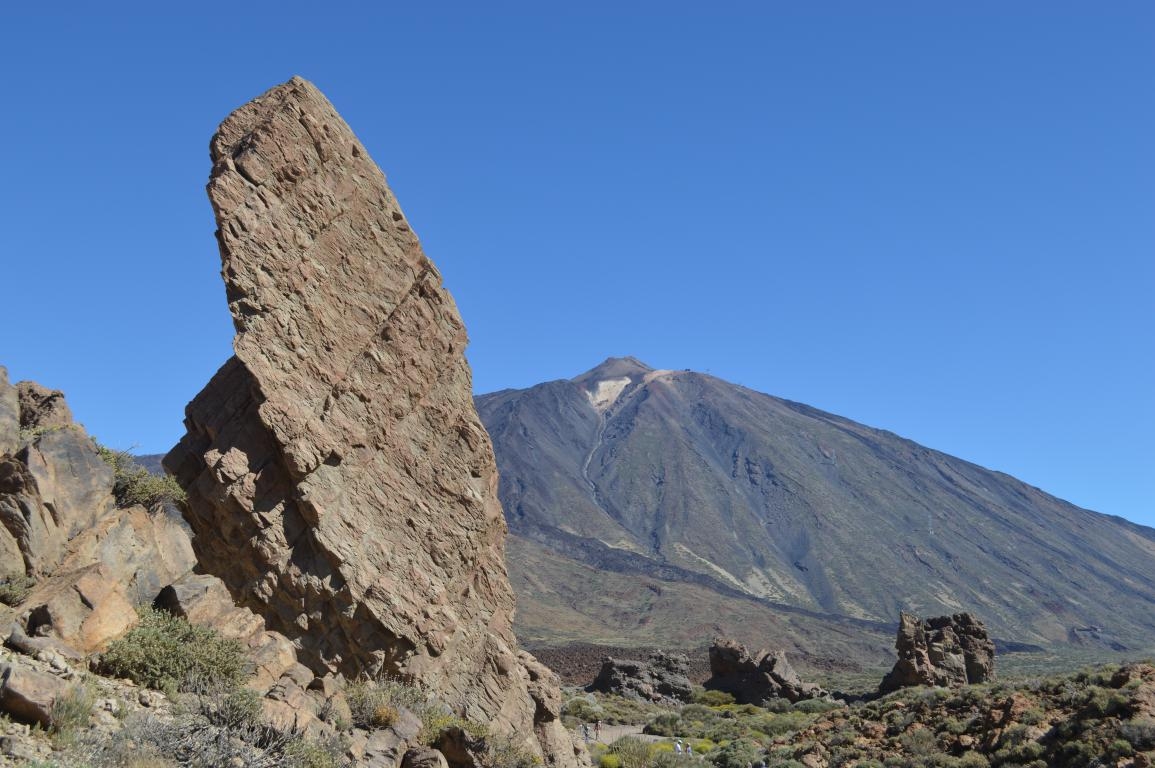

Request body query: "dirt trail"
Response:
[576, 723, 662, 744]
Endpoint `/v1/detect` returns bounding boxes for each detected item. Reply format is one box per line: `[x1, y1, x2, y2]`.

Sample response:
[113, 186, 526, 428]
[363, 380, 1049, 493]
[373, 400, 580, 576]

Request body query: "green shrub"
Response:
[0, 574, 35, 606]
[762, 698, 793, 713]
[96, 445, 186, 508]
[483, 734, 543, 768]
[792, 698, 842, 714]
[693, 689, 736, 706]
[899, 727, 937, 757]
[98, 606, 248, 692]
[1108, 738, 1134, 758]
[644, 712, 681, 736]
[50, 680, 96, 738]
[283, 733, 349, 768]
[1018, 707, 1045, 726]
[562, 694, 605, 725]
[346, 678, 428, 729]
[708, 738, 762, 768]
[420, 711, 484, 745]
[679, 704, 717, 721]
[609, 737, 656, 768]
[1118, 719, 1155, 749]
[207, 687, 262, 730]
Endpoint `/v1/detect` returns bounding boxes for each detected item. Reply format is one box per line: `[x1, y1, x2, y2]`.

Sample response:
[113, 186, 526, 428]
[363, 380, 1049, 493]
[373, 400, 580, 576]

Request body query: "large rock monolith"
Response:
[878, 612, 995, 693]
[164, 77, 576, 765]
[704, 637, 829, 704]
[588, 651, 693, 705]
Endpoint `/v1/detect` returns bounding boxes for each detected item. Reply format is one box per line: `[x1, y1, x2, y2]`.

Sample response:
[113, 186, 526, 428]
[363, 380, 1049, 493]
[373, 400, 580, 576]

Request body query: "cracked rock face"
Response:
[878, 612, 995, 693]
[165, 77, 576, 764]
[588, 651, 693, 705]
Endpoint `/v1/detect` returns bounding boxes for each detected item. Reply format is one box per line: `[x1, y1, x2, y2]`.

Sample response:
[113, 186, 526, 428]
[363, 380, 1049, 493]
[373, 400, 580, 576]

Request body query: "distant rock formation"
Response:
[704, 637, 829, 704]
[164, 77, 576, 766]
[588, 651, 693, 704]
[879, 612, 995, 693]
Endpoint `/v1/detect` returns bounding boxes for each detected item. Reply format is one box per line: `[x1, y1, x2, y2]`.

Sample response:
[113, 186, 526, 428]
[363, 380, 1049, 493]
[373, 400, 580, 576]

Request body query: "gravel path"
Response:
[575, 723, 667, 745]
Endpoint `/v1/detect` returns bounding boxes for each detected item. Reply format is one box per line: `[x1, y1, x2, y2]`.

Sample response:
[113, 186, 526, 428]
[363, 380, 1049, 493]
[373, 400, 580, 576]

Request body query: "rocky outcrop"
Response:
[704, 637, 829, 704]
[164, 77, 576, 766]
[587, 651, 693, 704]
[879, 612, 995, 693]
[0, 374, 197, 653]
[15, 382, 73, 433]
[0, 368, 18, 457]
[0, 422, 116, 579]
[0, 661, 71, 727]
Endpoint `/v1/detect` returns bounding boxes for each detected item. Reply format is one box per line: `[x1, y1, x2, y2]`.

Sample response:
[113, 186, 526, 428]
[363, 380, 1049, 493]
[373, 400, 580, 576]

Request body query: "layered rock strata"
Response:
[587, 651, 693, 704]
[704, 637, 829, 704]
[164, 77, 576, 765]
[879, 612, 995, 693]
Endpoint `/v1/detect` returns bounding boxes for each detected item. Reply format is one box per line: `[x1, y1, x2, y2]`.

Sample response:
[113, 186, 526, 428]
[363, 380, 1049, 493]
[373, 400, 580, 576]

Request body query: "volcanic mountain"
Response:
[477, 357, 1155, 662]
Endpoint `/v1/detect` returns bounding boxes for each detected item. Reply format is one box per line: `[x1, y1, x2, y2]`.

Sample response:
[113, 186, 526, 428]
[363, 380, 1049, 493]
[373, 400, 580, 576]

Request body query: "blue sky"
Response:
[2, 3, 1152, 527]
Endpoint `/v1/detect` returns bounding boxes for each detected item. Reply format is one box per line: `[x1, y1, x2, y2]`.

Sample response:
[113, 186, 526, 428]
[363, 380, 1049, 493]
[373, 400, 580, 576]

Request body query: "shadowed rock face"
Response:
[164, 77, 575, 764]
[704, 637, 828, 704]
[588, 651, 693, 705]
[879, 612, 995, 693]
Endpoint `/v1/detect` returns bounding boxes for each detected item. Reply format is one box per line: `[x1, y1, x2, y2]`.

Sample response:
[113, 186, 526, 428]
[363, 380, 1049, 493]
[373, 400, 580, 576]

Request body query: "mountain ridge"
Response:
[479, 357, 1155, 658]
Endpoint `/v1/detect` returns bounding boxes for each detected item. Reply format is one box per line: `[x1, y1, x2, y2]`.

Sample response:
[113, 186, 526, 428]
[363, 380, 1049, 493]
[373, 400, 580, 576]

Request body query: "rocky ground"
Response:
[553, 661, 1155, 768]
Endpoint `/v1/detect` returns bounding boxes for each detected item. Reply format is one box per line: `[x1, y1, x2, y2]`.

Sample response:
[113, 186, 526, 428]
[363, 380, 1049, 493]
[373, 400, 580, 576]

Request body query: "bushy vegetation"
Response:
[95, 444, 186, 508]
[344, 676, 483, 742]
[50, 680, 97, 739]
[344, 676, 538, 767]
[97, 606, 248, 693]
[52, 708, 348, 768]
[563, 690, 667, 727]
[642, 699, 829, 743]
[0, 573, 36, 606]
[578, 660, 1155, 768]
[346, 678, 422, 730]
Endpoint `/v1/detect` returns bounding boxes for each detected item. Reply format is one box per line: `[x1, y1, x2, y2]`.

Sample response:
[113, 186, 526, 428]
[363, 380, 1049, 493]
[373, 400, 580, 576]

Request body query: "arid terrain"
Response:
[2, 75, 1153, 768]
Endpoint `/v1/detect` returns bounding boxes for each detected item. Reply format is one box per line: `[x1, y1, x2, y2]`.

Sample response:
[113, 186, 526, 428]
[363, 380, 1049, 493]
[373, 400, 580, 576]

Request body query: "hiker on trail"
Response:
[582, 723, 590, 742]
[595, 719, 601, 740]
[686, 744, 694, 757]
[675, 740, 683, 755]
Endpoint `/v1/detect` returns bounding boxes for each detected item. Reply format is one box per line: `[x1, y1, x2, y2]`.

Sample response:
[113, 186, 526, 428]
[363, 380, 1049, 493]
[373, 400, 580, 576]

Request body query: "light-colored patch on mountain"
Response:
[585, 376, 632, 413]
[596, 535, 648, 555]
[834, 600, 879, 621]
[745, 567, 822, 606]
[741, 569, 789, 602]
[1123, 528, 1155, 559]
[671, 543, 750, 592]
[934, 588, 966, 611]
[642, 369, 674, 385]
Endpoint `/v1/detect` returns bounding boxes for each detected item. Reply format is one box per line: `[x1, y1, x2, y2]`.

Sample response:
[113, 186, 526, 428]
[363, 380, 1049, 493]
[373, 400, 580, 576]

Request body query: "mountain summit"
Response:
[478, 359, 1155, 659]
